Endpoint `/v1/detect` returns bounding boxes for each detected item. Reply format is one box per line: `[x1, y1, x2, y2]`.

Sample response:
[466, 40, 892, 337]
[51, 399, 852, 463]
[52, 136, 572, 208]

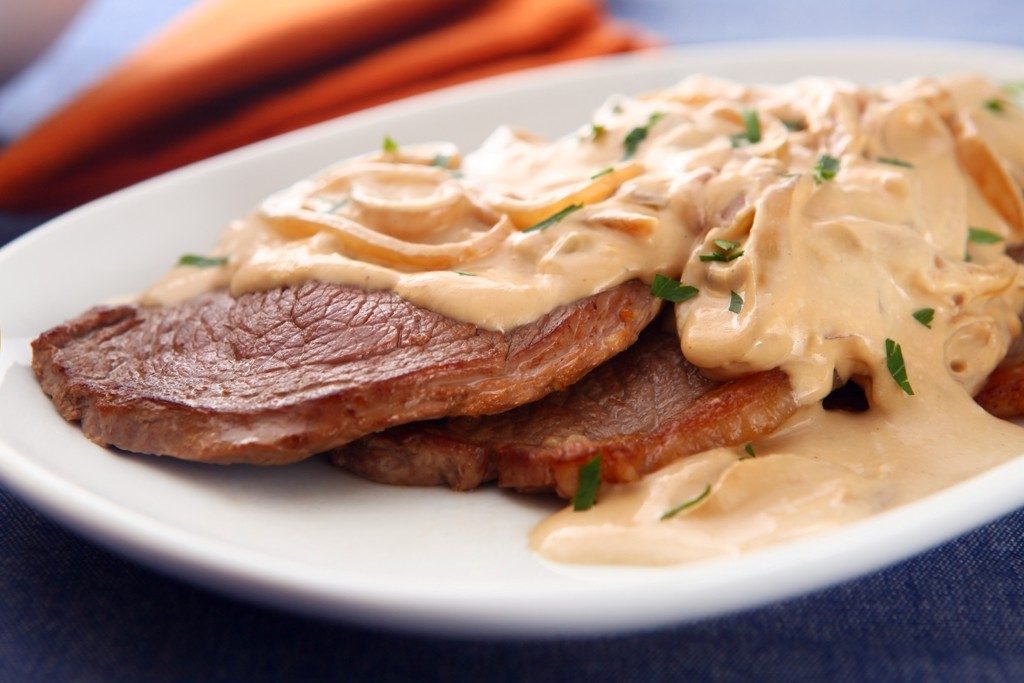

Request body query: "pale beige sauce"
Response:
[143, 74, 1024, 565]
[533, 75, 1024, 564]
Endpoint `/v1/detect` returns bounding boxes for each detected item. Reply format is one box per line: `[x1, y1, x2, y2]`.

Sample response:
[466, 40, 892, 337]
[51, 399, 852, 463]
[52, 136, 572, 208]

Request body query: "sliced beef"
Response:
[332, 328, 797, 497]
[32, 280, 659, 465]
[975, 330, 1024, 418]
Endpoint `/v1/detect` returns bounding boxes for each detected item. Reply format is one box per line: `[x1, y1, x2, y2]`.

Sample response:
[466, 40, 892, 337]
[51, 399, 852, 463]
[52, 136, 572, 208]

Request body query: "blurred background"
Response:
[0, 0, 1021, 226]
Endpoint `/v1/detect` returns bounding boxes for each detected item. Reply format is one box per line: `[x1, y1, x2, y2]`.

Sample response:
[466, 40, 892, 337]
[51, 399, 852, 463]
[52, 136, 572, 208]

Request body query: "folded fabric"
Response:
[0, 0, 655, 211]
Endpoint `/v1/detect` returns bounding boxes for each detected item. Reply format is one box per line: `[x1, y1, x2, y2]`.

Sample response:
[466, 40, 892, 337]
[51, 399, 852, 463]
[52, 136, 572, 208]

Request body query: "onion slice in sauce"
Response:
[259, 162, 514, 270]
[490, 162, 643, 230]
[952, 112, 1024, 236]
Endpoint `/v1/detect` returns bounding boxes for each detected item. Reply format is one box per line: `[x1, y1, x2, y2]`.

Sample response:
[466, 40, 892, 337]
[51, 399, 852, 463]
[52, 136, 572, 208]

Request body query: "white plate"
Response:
[3, 39, 1024, 637]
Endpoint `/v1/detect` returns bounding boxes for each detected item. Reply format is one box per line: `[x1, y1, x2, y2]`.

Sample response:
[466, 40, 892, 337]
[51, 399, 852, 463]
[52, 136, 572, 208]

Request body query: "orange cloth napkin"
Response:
[0, 0, 655, 211]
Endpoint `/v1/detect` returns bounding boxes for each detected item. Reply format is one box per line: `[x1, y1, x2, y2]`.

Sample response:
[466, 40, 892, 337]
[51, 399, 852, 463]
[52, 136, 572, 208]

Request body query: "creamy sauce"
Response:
[143, 74, 1024, 565]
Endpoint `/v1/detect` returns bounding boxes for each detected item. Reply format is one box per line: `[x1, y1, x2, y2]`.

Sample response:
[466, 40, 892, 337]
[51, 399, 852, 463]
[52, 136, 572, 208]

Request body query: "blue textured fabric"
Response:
[4, 2, 1024, 681]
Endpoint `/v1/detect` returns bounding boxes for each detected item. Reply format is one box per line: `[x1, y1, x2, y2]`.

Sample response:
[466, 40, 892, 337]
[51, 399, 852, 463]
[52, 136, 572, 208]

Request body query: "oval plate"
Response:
[3, 39, 1024, 637]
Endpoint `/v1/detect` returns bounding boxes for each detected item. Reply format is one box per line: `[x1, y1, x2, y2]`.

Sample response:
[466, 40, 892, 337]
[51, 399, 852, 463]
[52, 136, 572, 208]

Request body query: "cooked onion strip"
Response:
[491, 162, 643, 230]
[259, 162, 512, 270]
[586, 210, 658, 236]
[953, 113, 1024, 236]
[264, 210, 513, 270]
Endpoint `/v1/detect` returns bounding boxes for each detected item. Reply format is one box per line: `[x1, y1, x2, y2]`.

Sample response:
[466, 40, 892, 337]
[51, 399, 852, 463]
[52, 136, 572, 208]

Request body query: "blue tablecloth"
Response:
[4, 2, 1024, 681]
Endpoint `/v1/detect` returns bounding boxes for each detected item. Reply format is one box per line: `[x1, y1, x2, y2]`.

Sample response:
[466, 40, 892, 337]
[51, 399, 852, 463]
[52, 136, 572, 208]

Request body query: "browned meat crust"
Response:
[32, 280, 660, 465]
[978, 248, 1024, 417]
[332, 329, 796, 497]
[975, 327, 1024, 418]
[976, 365, 1024, 418]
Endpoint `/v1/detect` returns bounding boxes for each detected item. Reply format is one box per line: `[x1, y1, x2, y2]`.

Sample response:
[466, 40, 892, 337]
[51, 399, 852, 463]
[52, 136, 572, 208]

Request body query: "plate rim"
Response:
[3, 37, 1024, 637]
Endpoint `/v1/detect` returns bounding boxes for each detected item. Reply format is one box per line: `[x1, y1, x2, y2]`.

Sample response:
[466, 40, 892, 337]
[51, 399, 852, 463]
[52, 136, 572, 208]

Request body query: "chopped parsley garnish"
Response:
[589, 123, 607, 141]
[782, 118, 807, 132]
[729, 290, 743, 314]
[320, 196, 348, 213]
[431, 153, 451, 168]
[813, 154, 840, 183]
[650, 274, 699, 303]
[312, 195, 348, 213]
[622, 112, 665, 160]
[700, 238, 744, 263]
[660, 484, 712, 520]
[876, 157, 914, 168]
[623, 128, 648, 159]
[177, 254, 228, 268]
[454, 271, 476, 277]
[912, 308, 934, 329]
[590, 166, 615, 180]
[731, 108, 761, 147]
[885, 338, 914, 396]
[743, 443, 756, 458]
[968, 227, 1003, 243]
[612, 102, 624, 114]
[522, 203, 583, 233]
[984, 98, 1006, 113]
[744, 109, 762, 142]
[572, 455, 602, 511]
[382, 135, 399, 153]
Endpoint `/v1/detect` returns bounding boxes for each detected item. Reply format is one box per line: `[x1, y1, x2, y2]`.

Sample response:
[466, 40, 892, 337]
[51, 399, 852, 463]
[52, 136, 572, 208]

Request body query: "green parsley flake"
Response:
[729, 290, 743, 314]
[522, 203, 583, 233]
[877, 157, 914, 168]
[177, 254, 228, 268]
[743, 443, 756, 458]
[968, 227, 1003, 244]
[382, 135, 398, 153]
[430, 153, 451, 168]
[622, 112, 665, 160]
[731, 108, 762, 147]
[454, 271, 476, 277]
[885, 338, 914, 396]
[660, 485, 712, 520]
[744, 109, 761, 142]
[700, 238, 744, 263]
[328, 199, 348, 213]
[572, 455, 602, 511]
[311, 195, 348, 213]
[650, 274, 699, 303]
[912, 308, 934, 329]
[984, 98, 1006, 113]
[623, 127, 648, 159]
[813, 154, 841, 183]
[782, 118, 807, 132]
[590, 166, 615, 180]
[589, 123, 607, 141]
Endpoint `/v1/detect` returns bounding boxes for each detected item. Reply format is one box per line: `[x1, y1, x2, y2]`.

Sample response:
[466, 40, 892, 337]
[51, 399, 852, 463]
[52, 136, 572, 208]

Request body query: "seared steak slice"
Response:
[32, 280, 659, 465]
[976, 330, 1024, 418]
[975, 246, 1024, 417]
[333, 328, 796, 497]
